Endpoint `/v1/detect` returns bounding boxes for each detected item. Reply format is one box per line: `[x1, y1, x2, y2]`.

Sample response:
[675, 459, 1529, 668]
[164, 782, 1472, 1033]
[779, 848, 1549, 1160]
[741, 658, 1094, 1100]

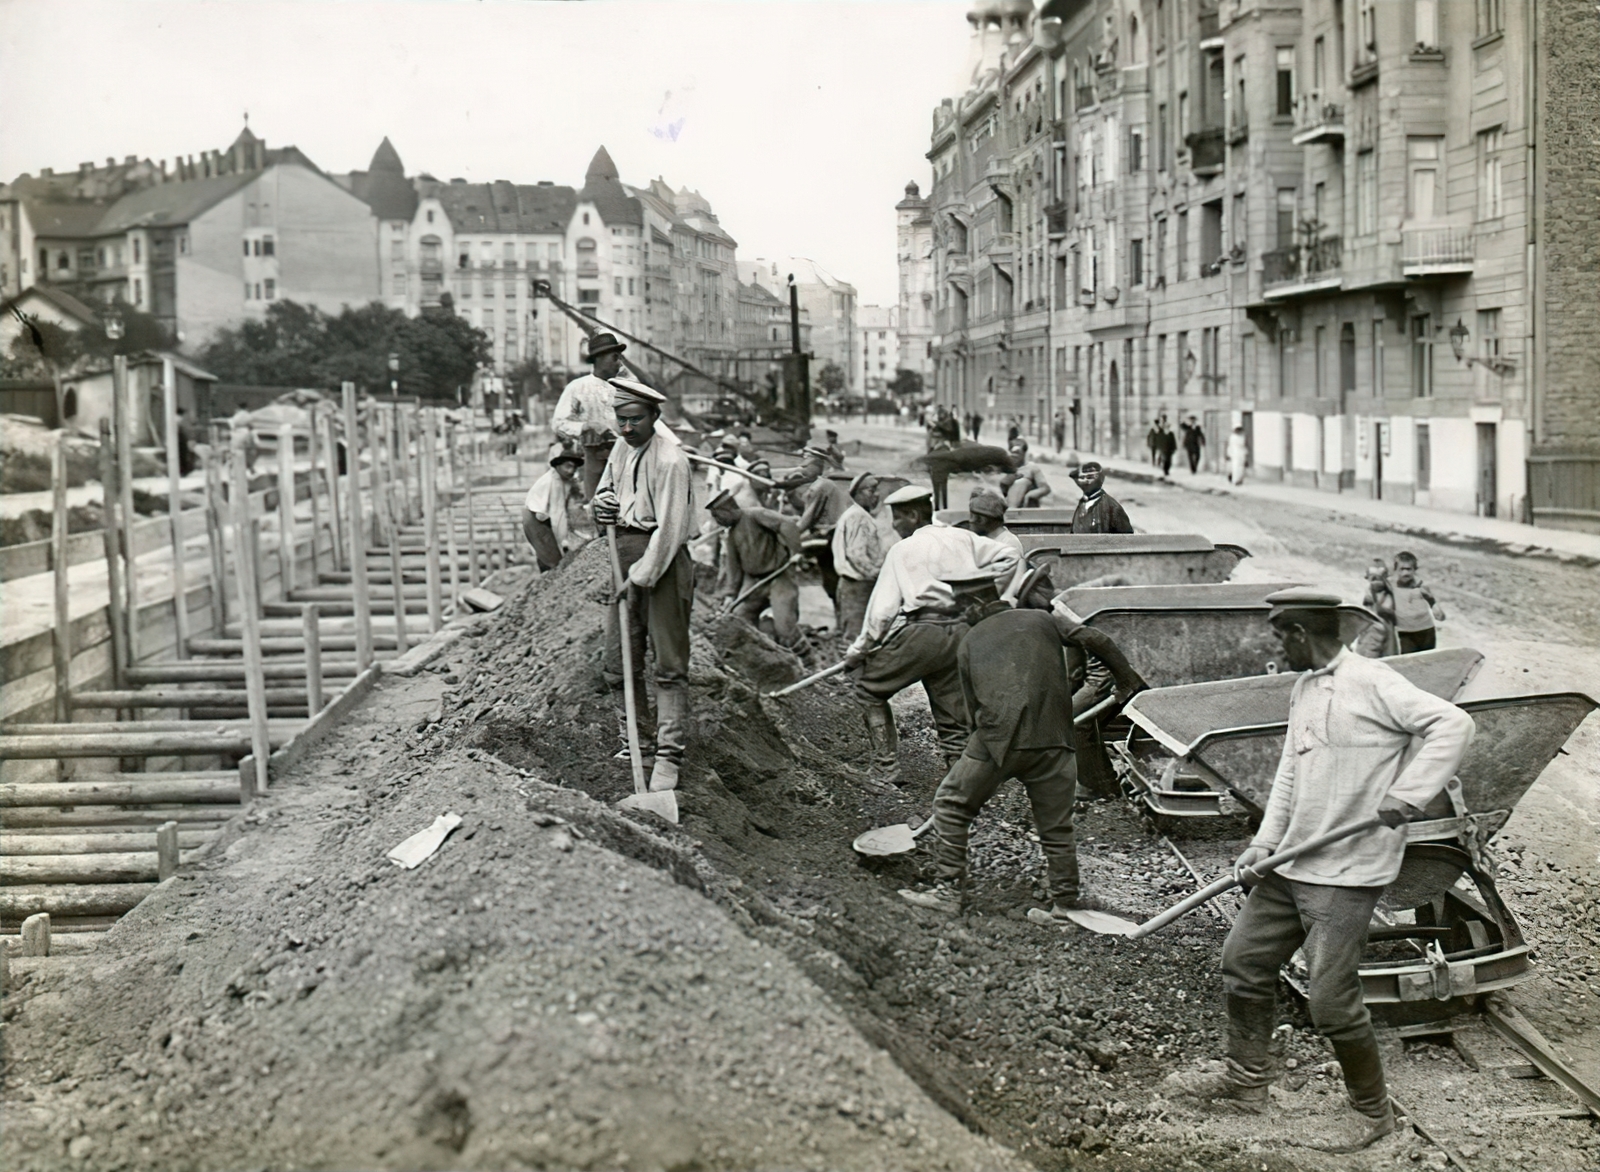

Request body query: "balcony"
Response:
[1227, 117, 1248, 146]
[1292, 97, 1346, 146]
[1262, 236, 1343, 299]
[984, 232, 1016, 263]
[1401, 226, 1475, 277]
[576, 261, 600, 278]
[1045, 202, 1069, 240]
[944, 252, 970, 282]
[1186, 128, 1226, 177]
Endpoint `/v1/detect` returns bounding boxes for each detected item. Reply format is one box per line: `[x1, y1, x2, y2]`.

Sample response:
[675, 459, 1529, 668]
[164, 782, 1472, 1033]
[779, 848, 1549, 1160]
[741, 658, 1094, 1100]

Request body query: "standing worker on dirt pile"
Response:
[842, 485, 1019, 785]
[831, 473, 891, 643]
[591, 378, 696, 794]
[522, 442, 589, 572]
[708, 488, 813, 659]
[900, 567, 1148, 917]
[1167, 587, 1475, 1154]
[552, 332, 632, 501]
[1068, 461, 1135, 535]
[821, 429, 847, 471]
[793, 471, 853, 612]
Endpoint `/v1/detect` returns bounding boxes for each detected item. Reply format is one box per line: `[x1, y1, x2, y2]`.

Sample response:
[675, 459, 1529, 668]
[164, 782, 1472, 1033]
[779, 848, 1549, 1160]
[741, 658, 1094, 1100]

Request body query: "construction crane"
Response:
[529, 278, 812, 444]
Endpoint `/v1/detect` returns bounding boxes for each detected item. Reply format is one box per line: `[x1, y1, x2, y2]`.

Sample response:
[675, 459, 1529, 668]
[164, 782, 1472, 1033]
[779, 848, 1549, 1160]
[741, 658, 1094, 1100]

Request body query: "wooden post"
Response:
[445, 501, 462, 608]
[465, 475, 480, 588]
[276, 422, 296, 596]
[20, 912, 50, 957]
[162, 358, 191, 657]
[229, 436, 272, 797]
[371, 401, 390, 546]
[421, 409, 443, 632]
[201, 440, 229, 635]
[322, 405, 345, 572]
[381, 463, 410, 654]
[51, 433, 72, 722]
[97, 420, 129, 689]
[306, 410, 323, 581]
[249, 517, 265, 611]
[341, 383, 374, 671]
[301, 603, 324, 713]
[156, 820, 180, 881]
[111, 355, 139, 662]
[400, 405, 417, 525]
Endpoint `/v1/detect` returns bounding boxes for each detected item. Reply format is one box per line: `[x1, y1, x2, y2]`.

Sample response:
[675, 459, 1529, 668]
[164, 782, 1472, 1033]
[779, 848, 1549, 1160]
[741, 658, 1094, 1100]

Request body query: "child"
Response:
[1356, 559, 1397, 657]
[1390, 551, 1446, 654]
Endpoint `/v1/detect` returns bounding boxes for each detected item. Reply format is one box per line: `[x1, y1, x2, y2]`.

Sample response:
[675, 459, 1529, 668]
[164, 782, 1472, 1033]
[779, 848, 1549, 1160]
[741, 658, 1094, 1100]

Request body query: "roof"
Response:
[0, 284, 101, 326]
[426, 179, 577, 234]
[369, 137, 404, 174]
[578, 145, 643, 227]
[740, 281, 784, 305]
[345, 138, 418, 222]
[26, 201, 114, 238]
[94, 171, 257, 233]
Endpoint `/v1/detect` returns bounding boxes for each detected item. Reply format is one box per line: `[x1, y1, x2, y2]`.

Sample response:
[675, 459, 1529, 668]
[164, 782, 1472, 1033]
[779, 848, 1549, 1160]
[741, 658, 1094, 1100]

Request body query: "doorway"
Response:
[1477, 422, 1497, 516]
[1241, 411, 1254, 470]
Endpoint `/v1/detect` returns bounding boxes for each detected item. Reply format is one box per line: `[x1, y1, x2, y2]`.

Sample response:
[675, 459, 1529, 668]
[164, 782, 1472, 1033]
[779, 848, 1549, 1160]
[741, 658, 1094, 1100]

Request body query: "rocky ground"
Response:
[2, 435, 1596, 1170]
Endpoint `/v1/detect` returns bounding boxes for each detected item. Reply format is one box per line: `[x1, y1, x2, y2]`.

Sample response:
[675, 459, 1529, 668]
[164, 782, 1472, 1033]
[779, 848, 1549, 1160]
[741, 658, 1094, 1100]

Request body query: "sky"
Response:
[0, 0, 976, 305]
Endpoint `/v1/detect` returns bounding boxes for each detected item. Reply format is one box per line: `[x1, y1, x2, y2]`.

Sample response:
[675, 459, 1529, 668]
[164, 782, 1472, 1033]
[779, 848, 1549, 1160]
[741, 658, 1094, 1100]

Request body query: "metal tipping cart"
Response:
[1022, 534, 1251, 586]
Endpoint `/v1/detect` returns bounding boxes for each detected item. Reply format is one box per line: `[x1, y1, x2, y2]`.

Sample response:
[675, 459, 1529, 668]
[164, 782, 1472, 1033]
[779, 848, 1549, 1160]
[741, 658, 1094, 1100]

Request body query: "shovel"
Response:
[722, 554, 805, 615]
[606, 526, 679, 825]
[764, 659, 850, 698]
[1062, 817, 1383, 939]
[848, 694, 1123, 857]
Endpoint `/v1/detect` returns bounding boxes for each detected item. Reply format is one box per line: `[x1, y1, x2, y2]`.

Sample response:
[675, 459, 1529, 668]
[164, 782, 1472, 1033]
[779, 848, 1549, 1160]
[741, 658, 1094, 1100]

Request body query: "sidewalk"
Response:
[836, 422, 1600, 563]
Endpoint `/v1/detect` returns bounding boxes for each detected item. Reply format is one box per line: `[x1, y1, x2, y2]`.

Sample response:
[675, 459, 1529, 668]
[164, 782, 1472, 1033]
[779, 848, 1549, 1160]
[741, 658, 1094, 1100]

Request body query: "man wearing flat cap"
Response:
[591, 378, 696, 793]
[964, 488, 1026, 598]
[522, 442, 588, 572]
[901, 566, 1146, 917]
[842, 483, 1019, 784]
[792, 470, 853, 611]
[553, 331, 633, 501]
[1068, 461, 1134, 534]
[1170, 587, 1474, 1153]
[708, 489, 810, 656]
[831, 473, 891, 642]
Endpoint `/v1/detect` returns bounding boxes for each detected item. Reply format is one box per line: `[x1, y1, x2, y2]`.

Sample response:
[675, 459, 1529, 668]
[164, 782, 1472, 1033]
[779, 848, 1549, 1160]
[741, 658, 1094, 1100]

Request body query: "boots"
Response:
[1164, 994, 1275, 1113]
[1304, 1034, 1395, 1153]
[649, 757, 679, 792]
[861, 703, 901, 786]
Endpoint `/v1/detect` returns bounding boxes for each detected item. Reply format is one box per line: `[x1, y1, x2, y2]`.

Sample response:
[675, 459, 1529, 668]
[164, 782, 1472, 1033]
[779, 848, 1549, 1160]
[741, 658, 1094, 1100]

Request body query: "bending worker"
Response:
[793, 470, 853, 611]
[1004, 439, 1053, 509]
[842, 484, 1018, 785]
[708, 488, 811, 658]
[522, 442, 588, 572]
[591, 378, 696, 794]
[831, 473, 890, 642]
[900, 566, 1146, 917]
[552, 331, 630, 500]
[1169, 587, 1474, 1154]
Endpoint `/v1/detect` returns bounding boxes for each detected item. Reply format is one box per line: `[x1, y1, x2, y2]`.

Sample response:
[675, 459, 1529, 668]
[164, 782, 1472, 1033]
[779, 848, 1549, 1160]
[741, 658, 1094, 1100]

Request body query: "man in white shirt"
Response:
[552, 332, 628, 501]
[964, 488, 1027, 599]
[521, 442, 588, 571]
[831, 473, 890, 641]
[1170, 588, 1474, 1153]
[591, 379, 696, 793]
[841, 484, 1019, 784]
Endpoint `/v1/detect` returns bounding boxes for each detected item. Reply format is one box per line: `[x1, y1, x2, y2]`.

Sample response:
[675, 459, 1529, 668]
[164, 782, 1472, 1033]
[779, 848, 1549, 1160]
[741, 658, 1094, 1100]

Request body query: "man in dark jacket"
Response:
[900, 567, 1146, 917]
[1068, 461, 1134, 534]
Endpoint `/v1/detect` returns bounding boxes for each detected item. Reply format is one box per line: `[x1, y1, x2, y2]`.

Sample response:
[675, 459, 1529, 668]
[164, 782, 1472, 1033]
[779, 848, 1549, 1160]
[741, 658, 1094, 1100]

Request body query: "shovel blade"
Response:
[1062, 908, 1141, 936]
[618, 791, 680, 825]
[852, 823, 918, 857]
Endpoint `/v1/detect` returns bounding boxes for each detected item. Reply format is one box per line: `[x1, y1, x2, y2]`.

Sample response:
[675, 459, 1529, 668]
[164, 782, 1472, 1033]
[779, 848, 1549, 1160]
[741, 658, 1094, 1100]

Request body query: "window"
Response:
[1416, 423, 1431, 490]
[390, 239, 405, 262]
[1276, 188, 1297, 247]
[1477, 308, 1502, 365]
[1478, 127, 1503, 218]
[1371, 320, 1385, 396]
[1155, 0, 1166, 51]
[1177, 330, 1189, 389]
[1415, 0, 1438, 48]
[133, 277, 142, 305]
[1157, 104, 1169, 170]
[179, 236, 188, 255]
[1359, 0, 1378, 59]
[1407, 137, 1443, 220]
[547, 243, 560, 262]
[1130, 238, 1144, 285]
[243, 239, 250, 257]
[1314, 181, 1327, 232]
[1130, 128, 1143, 172]
[1314, 35, 1326, 94]
[627, 277, 635, 296]
[1231, 191, 1247, 254]
[1278, 333, 1293, 399]
[483, 274, 495, 298]
[1233, 56, 1246, 126]
[254, 282, 262, 300]
[1178, 91, 1190, 140]
[1155, 218, 1167, 283]
[1275, 48, 1295, 117]
[1410, 314, 1433, 397]
[264, 278, 276, 300]
[1356, 149, 1377, 234]
[1156, 334, 1167, 396]
[614, 277, 623, 295]
[1200, 200, 1223, 268]
[262, 236, 274, 257]
[1475, 0, 1503, 38]
[132, 238, 140, 263]
[503, 243, 516, 263]
[1314, 324, 1328, 396]
[1176, 209, 1189, 280]
[482, 309, 494, 333]
[1340, 322, 1356, 396]
[577, 288, 600, 305]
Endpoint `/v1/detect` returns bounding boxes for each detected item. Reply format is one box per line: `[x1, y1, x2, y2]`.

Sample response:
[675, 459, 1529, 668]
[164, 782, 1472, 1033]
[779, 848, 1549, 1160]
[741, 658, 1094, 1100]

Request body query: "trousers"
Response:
[1398, 628, 1436, 654]
[1222, 873, 1383, 1048]
[835, 576, 874, 642]
[601, 536, 693, 764]
[854, 619, 970, 758]
[523, 513, 563, 572]
[931, 739, 1079, 902]
[732, 569, 802, 649]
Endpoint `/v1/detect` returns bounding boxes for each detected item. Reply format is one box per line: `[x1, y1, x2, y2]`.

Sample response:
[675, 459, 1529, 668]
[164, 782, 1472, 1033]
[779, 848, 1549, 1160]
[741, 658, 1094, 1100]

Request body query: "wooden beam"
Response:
[2, 830, 215, 854]
[422, 407, 443, 632]
[303, 604, 323, 714]
[0, 773, 242, 807]
[0, 884, 156, 921]
[125, 661, 360, 683]
[51, 433, 72, 723]
[342, 382, 374, 671]
[97, 420, 129, 689]
[163, 357, 191, 658]
[112, 355, 138, 663]
[0, 728, 293, 760]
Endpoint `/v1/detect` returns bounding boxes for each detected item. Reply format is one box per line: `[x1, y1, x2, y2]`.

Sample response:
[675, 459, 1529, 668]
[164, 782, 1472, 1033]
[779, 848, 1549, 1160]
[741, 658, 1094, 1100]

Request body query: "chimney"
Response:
[125, 154, 137, 165]
[106, 156, 115, 167]
[160, 159, 168, 181]
[41, 167, 53, 177]
[80, 161, 93, 175]
[254, 140, 264, 169]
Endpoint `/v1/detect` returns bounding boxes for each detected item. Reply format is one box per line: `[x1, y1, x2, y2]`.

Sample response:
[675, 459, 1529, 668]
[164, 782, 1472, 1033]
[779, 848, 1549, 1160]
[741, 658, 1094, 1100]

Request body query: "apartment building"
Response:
[855, 305, 900, 394]
[895, 181, 939, 383]
[914, 0, 1581, 525]
[741, 258, 859, 392]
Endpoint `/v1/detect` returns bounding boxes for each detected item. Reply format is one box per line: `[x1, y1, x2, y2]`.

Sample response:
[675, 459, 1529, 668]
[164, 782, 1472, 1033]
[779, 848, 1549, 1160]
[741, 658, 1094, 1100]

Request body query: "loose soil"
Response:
[3, 529, 1596, 1170]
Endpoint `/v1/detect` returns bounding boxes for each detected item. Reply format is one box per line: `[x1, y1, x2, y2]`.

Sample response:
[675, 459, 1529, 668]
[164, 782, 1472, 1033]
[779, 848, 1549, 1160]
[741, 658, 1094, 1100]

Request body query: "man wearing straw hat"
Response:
[1168, 587, 1474, 1153]
[553, 331, 629, 501]
[521, 441, 587, 572]
[591, 378, 696, 793]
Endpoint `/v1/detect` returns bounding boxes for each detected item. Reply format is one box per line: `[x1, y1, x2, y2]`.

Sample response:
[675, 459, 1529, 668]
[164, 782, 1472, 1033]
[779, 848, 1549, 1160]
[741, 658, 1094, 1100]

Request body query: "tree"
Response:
[1, 303, 175, 422]
[888, 368, 925, 400]
[816, 361, 846, 397]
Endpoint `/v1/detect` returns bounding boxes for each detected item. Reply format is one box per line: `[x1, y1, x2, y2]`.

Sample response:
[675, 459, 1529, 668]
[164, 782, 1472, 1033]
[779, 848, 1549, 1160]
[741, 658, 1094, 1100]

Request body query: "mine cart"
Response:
[1065, 583, 1384, 688]
[1118, 671, 1596, 1020]
[935, 506, 1081, 533]
[1020, 534, 1252, 587]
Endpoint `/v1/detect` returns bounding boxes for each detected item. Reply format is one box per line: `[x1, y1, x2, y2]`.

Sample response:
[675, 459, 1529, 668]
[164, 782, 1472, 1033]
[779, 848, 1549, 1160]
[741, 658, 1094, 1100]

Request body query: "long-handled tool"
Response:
[1063, 817, 1383, 938]
[684, 451, 779, 489]
[607, 526, 679, 825]
[722, 554, 805, 615]
[764, 660, 850, 698]
[849, 699, 1127, 857]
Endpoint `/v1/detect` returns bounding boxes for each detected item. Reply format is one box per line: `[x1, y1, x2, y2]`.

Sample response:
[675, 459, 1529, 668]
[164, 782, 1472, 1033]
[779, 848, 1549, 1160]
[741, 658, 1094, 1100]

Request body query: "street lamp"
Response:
[388, 351, 401, 403]
[1448, 318, 1470, 363]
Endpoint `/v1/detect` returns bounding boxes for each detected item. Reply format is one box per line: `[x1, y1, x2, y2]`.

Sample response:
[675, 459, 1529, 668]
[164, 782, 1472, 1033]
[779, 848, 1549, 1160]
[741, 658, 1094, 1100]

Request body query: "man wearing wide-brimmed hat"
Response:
[521, 441, 588, 572]
[553, 331, 631, 501]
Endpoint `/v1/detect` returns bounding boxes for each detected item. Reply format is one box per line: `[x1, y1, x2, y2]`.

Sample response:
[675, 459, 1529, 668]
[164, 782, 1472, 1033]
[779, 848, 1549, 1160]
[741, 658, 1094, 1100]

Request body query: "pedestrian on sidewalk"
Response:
[1052, 410, 1067, 453]
[1068, 462, 1134, 534]
[1157, 423, 1177, 478]
[971, 412, 984, 442]
[832, 473, 891, 641]
[1182, 415, 1206, 474]
[1390, 551, 1446, 653]
[522, 442, 587, 572]
[1147, 421, 1161, 468]
[1226, 425, 1248, 485]
[1168, 588, 1474, 1154]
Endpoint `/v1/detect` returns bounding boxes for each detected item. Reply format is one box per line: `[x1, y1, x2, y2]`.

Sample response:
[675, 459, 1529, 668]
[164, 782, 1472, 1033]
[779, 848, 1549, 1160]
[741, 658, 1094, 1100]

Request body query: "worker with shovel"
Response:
[899, 567, 1147, 917]
[591, 378, 696, 794]
[707, 488, 812, 659]
[1167, 587, 1474, 1154]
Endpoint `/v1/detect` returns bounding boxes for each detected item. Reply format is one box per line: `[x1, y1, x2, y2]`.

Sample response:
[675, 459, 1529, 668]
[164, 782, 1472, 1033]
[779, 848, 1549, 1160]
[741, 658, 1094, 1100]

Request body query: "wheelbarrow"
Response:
[1065, 583, 1386, 689]
[1021, 534, 1251, 587]
[935, 505, 1082, 534]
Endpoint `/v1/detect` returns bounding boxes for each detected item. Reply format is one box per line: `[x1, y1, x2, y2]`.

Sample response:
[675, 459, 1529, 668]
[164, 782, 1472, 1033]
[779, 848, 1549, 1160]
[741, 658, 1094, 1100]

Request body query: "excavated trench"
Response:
[458, 543, 1292, 1171]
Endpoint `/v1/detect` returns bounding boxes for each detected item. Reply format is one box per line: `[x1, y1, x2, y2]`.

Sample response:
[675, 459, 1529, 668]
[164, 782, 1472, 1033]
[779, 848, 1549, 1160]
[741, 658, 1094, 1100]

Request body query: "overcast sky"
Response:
[0, 0, 974, 305]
